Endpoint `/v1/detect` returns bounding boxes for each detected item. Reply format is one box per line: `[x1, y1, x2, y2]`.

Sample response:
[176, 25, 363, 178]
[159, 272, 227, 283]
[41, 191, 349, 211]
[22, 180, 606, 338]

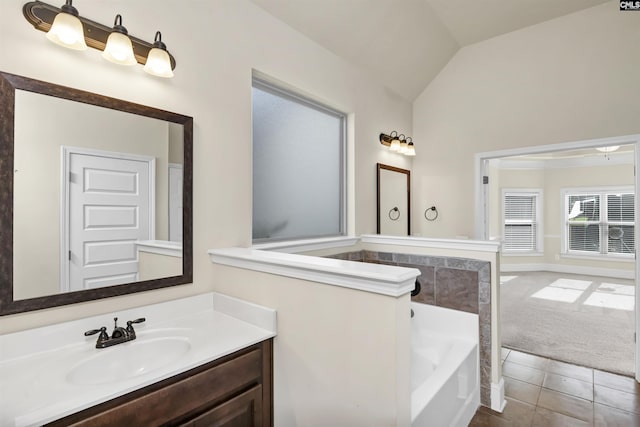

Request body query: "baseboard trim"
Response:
[491, 378, 506, 413]
[500, 263, 634, 280]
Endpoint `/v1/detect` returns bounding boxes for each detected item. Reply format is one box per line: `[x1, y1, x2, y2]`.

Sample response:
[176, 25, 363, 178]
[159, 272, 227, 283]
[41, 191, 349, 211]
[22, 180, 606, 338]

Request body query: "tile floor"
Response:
[469, 348, 640, 426]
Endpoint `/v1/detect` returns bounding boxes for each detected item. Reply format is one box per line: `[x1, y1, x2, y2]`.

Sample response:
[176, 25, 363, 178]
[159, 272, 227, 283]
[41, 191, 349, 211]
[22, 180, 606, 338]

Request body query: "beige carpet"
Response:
[500, 271, 635, 376]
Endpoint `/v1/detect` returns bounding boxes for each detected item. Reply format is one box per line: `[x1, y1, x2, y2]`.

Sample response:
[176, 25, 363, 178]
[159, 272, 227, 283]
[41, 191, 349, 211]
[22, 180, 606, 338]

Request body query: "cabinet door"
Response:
[187, 385, 262, 427]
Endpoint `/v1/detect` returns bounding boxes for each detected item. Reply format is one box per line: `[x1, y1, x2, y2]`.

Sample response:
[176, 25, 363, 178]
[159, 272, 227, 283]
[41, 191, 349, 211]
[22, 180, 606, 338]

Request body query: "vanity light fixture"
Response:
[44, 0, 87, 50]
[143, 32, 174, 78]
[379, 131, 416, 157]
[23, 1, 177, 77]
[102, 15, 136, 66]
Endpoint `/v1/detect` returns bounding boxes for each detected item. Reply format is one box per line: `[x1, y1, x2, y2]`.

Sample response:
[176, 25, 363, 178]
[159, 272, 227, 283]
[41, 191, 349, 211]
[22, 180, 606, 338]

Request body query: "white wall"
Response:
[214, 265, 410, 427]
[412, 1, 640, 239]
[0, 0, 411, 330]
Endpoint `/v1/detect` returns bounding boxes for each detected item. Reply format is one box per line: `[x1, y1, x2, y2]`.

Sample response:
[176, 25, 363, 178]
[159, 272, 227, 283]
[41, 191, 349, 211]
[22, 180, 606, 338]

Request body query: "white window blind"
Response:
[607, 193, 634, 255]
[565, 190, 634, 257]
[503, 192, 541, 253]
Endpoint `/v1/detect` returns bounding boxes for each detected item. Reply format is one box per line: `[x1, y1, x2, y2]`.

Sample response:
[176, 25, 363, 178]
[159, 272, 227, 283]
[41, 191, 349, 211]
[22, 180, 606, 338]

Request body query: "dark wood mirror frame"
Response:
[0, 71, 193, 316]
[376, 163, 411, 235]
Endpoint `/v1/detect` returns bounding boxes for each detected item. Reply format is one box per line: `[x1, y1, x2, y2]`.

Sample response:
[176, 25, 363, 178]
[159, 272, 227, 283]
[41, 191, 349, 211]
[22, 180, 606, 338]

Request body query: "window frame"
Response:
[561, 186, 635, 259]
[501, 188, 544, 256]
[251, 76, 347, 243]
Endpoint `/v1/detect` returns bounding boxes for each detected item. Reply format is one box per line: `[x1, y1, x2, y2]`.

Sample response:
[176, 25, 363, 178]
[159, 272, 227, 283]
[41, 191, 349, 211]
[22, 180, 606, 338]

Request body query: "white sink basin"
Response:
[66, 336, 191, 386]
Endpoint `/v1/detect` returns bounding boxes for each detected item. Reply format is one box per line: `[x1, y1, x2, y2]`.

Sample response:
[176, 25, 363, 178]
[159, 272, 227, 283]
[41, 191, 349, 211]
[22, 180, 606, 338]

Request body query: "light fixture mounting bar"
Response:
[379, 133, 394, 148]
[23, 1, 176, 70]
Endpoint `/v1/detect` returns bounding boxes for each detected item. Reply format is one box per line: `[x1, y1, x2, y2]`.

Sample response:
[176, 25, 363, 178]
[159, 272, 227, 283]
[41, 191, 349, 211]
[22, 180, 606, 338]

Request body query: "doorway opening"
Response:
[475, 134, 640, 380]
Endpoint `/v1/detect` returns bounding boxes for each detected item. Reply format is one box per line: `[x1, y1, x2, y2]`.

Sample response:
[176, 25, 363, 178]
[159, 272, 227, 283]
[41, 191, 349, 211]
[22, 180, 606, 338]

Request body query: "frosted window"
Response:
[252, 80, 345, 241]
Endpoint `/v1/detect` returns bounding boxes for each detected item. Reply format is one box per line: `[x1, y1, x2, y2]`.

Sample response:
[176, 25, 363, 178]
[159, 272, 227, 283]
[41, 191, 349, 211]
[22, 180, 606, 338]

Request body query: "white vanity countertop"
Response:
[0, 293, 276, 427]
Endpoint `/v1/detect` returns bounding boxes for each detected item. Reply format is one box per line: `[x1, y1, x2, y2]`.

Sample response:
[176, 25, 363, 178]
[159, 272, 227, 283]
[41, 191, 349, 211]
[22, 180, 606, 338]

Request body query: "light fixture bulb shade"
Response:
[46, 12, 87, 50]
[399, 140, 408, 154]
[389, 139, 401, 152]
[144, 47, 174, 78]
[102, 31, 136, 65]
[405, 143, 416, 156]
[596, 146, 620, 153]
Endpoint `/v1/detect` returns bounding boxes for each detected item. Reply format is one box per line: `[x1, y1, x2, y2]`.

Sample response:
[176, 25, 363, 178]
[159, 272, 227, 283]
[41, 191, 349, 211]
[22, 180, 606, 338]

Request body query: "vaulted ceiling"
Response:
[249, 0, 610, 101]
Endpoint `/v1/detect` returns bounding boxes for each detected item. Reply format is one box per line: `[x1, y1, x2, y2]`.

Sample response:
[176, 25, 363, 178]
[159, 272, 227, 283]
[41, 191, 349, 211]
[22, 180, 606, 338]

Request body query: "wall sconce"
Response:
[23, 1, 177, 78]
[379, 131, 416, 156]
[102, 14, 136, 66]
[44, 0, 86, 50]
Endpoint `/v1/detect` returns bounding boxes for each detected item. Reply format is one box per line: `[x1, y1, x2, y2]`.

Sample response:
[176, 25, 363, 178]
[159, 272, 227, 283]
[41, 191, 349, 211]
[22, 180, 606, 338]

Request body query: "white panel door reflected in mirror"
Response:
[12, 89, 184, 300]
[377, 163, 410, 236]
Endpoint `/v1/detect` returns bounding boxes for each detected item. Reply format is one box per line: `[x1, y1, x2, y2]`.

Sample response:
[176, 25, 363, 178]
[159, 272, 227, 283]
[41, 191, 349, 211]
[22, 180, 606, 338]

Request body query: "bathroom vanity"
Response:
[48, 340, 272, 426]
[0, 293, 276, 427]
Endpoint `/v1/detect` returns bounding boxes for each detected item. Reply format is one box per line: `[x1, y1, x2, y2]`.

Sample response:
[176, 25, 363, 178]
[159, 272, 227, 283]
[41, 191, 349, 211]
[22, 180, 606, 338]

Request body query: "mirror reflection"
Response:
[13, 90, 184, 301]
[377, 163, 411, 236]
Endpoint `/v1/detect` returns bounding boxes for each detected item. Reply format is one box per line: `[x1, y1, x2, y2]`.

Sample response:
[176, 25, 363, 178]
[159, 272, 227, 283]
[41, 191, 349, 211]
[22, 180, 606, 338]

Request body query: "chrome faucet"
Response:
[85, 317, 146, 349]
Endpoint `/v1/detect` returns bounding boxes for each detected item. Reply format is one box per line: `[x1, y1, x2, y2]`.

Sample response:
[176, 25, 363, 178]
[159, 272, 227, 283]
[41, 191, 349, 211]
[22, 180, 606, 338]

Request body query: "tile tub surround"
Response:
[0, 293, 276, 427]
[328, 250, 492, 407]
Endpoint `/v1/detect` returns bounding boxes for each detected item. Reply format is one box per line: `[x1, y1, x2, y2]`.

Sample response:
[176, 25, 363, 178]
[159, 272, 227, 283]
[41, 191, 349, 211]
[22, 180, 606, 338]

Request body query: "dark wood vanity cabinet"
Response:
[47, 340, 273, 427]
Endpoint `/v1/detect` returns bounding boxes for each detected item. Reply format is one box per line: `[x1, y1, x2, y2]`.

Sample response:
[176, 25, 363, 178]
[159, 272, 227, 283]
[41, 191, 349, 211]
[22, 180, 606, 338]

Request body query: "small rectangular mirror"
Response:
[377, 163, 411, 236]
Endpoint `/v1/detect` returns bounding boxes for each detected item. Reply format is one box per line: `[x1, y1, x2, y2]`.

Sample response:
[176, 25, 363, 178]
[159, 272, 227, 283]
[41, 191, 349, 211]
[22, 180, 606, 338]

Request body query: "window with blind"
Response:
[564, 188, 635, 257]
[502, 190, 543, 254]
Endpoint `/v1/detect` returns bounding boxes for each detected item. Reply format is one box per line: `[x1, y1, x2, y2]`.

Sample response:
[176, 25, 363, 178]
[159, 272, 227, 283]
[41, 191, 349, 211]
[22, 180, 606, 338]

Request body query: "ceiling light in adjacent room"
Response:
[596, 146, 620, 153]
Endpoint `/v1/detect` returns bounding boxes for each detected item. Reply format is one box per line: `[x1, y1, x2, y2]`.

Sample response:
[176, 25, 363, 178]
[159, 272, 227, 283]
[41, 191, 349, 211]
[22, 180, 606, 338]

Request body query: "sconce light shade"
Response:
[102, 15, 137, 66]
[143, 31, 174, 78]
[405, 141, 416, 156]
[45, 0, 87, 50]
[399, 137, 408, 154]
[379, 131, 416, 156]
[389, 136, 401, 152]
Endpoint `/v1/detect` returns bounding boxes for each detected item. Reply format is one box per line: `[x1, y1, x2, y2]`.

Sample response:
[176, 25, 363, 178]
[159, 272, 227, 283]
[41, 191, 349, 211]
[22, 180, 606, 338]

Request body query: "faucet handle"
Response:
[84, 326, 109, 340]
[126, 318, 146, 334]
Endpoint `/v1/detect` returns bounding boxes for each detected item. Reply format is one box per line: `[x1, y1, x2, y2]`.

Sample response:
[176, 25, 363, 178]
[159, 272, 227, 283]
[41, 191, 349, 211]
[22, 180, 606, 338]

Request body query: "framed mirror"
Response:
[0, 71, 193, 315]
[376, 163, 410, 236]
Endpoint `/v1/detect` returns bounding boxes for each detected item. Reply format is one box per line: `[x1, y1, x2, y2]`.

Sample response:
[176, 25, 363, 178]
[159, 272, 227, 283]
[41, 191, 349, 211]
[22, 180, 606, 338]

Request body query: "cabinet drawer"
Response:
[55, 348, 263, 427]
[182, 385, 263, 427]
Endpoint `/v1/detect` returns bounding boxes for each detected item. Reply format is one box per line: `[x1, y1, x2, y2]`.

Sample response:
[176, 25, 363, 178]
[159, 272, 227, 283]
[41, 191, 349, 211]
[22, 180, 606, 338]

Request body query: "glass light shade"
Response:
[399, 139, 408, 154]
[405, 142, 416, 156]
[389, 138, 401, 151]
[144, 47, 174, 78]
[596, 146, 620, 153]
[46, 12, 87, 50]
[102, 32, 137, 65]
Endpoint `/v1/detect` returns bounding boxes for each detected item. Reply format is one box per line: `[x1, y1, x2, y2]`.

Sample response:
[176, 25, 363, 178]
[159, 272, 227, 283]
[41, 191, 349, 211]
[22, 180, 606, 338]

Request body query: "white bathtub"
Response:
[411, 302, 480, 427]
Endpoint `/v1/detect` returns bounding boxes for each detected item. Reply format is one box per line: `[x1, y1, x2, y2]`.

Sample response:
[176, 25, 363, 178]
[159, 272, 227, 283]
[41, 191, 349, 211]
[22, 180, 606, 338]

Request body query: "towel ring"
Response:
[424, 206, 438, 221]
[388, 207, 400, 221]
